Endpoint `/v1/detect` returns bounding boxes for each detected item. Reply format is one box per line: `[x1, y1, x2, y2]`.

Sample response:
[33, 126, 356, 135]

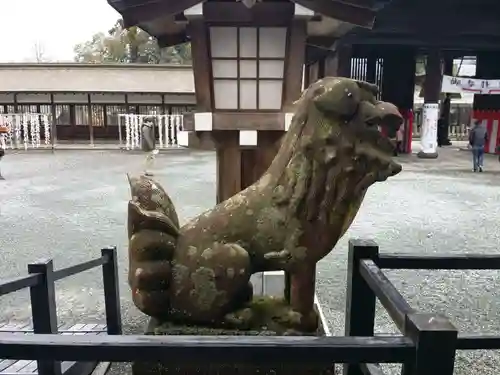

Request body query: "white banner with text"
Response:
[441, 75, 500, 95]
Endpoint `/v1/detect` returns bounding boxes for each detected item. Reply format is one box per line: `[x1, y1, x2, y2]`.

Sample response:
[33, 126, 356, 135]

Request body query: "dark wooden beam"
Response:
[371, 1, 500, 36]
[292, 0, 376, 28]
[120, 0, 202, 27]
[337, 0, 376, 7]
[157, 32, 190, 48]
[122, 15, 138, 29]
[283, 20, 307, 111]
[202, 2, 294, 26]
[342, 32, 500, 52]
[307, 36, 336, 49]
[188, 20, 213, 112]
[0, 333, 414, 364]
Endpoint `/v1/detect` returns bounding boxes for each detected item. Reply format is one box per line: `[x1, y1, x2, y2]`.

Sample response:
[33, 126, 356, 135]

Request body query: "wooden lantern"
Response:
[181, 2, 314, 202]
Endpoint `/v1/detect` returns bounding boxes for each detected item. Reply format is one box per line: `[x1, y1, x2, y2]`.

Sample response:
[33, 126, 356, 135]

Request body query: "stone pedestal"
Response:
[132, 271, 333, 375]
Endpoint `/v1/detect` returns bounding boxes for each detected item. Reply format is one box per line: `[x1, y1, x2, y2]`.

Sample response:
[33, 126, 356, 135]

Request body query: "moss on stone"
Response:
[136, 296, 334, 375]
[147, 296, 321, 336]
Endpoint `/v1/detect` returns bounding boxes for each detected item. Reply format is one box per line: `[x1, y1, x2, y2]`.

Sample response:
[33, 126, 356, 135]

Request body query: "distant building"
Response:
[0, 63, 195, 142]
[0, 60, 481, 146]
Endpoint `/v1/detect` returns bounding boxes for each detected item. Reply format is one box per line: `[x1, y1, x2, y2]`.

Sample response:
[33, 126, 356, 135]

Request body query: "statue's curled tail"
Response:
[126, 174, 180, 317]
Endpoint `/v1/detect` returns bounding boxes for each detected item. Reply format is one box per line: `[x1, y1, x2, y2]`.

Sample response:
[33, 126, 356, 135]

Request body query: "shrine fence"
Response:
[1, 240, 500, 375]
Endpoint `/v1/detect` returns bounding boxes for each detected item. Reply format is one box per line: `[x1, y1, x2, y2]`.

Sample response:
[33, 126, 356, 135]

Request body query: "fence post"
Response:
[28, 259, 61, 375]
[102, 247, 122, 335]
[343, 239, 379, 375]
[402, 312, 457, 375]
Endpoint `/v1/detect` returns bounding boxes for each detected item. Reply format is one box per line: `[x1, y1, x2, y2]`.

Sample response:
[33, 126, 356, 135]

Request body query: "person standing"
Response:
[0, 122, 7, 180]
[141, 116, 157, 176]
[469, 120, 488, 172]
[0, 148, 4, 180]
[395, 123, 404, 155]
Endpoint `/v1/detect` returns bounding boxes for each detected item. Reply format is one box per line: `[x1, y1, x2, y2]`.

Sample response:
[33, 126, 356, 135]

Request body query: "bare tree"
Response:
[32, 41, 47, 63]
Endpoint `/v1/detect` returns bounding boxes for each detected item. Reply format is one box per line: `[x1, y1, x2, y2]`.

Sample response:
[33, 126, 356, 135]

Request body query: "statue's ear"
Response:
[312, 78, 360, 117]
[355, 80, 379, 97]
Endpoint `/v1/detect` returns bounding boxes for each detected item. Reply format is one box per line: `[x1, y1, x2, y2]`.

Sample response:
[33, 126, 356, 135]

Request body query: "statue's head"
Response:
[301, 77, 403, 182]
[126, 174, 180, 237]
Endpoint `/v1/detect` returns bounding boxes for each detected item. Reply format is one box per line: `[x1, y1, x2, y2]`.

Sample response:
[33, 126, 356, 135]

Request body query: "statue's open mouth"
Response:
[364, 115, 401, 155]
[348, 100, 404, 174]
[346, 101, 404, 180]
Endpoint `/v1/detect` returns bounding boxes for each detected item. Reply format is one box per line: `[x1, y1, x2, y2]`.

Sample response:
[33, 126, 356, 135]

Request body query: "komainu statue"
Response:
[127, 77, 403, 334]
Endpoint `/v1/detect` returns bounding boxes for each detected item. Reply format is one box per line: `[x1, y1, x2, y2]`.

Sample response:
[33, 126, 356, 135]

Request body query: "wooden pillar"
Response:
[87, 93, 94, 146]
[317, 58, 326, 79]
[366, 51, 376, 84]
[439, 57, 453, 146]
[308, 62, 320, 84]
[324, 45, 352, 77]
[380, 46, 416, 154]
[417, 48, 442, 159]
[213, 131, 242, 203]
[13, 93, 18, 113]
[69, 104, 76, 141]
[49, 93, 57, 149]
[381, 46, 416, 109]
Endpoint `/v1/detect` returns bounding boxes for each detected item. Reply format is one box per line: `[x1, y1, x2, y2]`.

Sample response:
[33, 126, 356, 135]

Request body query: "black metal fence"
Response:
[0, 247, 122, 375]
[1, 240, 500, 375]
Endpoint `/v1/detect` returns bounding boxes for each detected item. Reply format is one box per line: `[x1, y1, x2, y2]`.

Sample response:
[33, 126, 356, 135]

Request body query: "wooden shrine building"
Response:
[305, 0, 500, 157]
[0, 63, 195, 142]
[108, 0, 392, 202]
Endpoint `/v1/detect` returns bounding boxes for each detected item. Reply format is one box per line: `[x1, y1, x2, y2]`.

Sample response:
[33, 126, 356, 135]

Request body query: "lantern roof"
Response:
[107, 0, 393, 47]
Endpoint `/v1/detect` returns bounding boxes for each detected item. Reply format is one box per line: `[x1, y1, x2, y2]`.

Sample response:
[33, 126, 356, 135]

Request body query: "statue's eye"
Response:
[313, 86, 326, 97]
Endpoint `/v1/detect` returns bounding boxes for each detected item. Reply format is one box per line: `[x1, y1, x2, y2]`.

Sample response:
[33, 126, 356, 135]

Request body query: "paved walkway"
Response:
[0, 148, 499, 375]
[4, 138, 471, 152]
[3, 141, 186, 152]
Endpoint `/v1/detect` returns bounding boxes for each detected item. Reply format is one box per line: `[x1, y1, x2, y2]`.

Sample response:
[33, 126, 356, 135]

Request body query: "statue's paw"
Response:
[133, 260, 172, 290]
[132, 287, 171, 319]
[274, 307, 319, 333]
[223, 308, 254, 329]
[130, 259, 173, 318]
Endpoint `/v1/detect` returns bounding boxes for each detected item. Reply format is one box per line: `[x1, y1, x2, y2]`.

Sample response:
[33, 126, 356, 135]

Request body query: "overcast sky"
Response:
[0, 0, 120, 62]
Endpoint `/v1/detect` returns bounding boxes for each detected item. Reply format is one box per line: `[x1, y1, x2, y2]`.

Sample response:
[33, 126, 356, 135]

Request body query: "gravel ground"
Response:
[1, 146, 499, 375]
